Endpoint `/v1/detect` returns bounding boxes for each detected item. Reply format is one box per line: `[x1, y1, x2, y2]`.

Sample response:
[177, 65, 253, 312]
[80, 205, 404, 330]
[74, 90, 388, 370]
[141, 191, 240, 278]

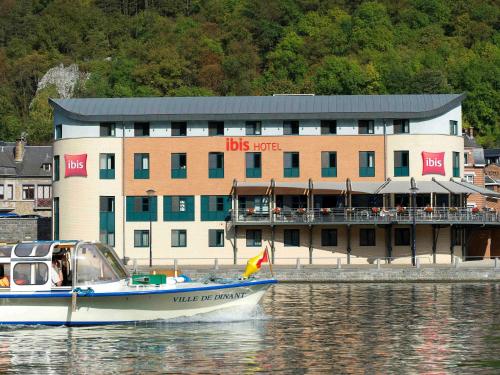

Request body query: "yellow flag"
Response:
[242, 249, 269, 279]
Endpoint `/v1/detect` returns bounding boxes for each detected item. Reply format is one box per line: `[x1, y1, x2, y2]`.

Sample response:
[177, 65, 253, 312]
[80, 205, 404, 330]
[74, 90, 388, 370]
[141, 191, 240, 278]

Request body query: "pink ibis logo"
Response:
[64, 154, 87, 177]
[422, 151, 445, 175]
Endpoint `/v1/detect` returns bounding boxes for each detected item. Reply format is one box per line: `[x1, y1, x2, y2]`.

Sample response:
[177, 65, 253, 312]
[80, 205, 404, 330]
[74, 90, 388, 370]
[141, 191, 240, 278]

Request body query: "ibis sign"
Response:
[421, 151, 445, 176]
[64, 154, 87, 177]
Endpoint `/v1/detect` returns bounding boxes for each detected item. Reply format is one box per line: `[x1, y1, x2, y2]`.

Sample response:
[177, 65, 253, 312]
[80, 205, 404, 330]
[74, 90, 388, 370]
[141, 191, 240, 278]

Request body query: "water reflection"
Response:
[0, 283, 499, 374]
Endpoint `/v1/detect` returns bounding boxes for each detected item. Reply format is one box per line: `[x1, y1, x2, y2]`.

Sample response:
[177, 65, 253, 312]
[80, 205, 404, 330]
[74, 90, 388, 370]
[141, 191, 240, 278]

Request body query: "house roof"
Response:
[49, 93, 466, 122]
[463, 134, 481, 148]
[0, 144, 52, 178]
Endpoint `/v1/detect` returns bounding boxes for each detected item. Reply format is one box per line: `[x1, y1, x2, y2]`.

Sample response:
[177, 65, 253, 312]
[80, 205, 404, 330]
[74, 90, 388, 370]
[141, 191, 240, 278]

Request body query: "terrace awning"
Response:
[349, 182, 382, 194]
[453, 180, 500, 198]
[376, 180, 449, 194]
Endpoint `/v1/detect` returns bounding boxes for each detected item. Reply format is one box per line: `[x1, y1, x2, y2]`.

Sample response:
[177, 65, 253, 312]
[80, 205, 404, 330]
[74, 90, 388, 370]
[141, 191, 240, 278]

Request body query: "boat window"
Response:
[0, 246, 12, 258]
[76, 244, 122, 284]
[14, 243, 51, 258]
[96, 243, 129, 280]
[13, 263, 48, 285]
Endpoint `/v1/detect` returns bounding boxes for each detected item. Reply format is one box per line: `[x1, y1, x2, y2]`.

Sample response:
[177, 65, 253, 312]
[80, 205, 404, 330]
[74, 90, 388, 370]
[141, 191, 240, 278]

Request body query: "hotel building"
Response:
[49, 94, 500, 265]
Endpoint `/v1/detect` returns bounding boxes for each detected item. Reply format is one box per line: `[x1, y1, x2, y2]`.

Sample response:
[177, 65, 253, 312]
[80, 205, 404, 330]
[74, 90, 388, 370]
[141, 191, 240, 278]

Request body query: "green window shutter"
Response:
[201, 196, 209, 221]
[224, 196, 232, 220]
[150, 196, 157, 221]
[186, 196, 195, 221]
[126, 197, 134, 221]
[163, 196, 172, 221]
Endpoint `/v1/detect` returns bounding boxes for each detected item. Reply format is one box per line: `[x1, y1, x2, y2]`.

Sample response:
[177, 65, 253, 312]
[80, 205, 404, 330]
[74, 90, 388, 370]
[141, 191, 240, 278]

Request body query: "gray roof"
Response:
[0, 144, 52, 178]
[463, 134, 481, 148]
[49, 94, 466, 122]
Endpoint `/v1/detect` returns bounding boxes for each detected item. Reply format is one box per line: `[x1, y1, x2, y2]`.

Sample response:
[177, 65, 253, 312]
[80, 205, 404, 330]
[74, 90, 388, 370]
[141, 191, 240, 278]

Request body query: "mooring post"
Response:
[296, 258, 301, 270]
[214, 258, 219, 270]
[376, 258, 380, 270]
[416, 257, 420, 269]
[337, 257, 341, 270]
[454, 257, 459, 268]
[133, 258, 138, 273]
[495, 257, 499, 270]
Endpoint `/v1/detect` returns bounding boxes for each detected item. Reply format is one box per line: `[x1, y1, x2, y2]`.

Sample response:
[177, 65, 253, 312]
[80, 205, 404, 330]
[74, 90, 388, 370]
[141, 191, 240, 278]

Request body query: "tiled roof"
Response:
[0, 144, 52, 178]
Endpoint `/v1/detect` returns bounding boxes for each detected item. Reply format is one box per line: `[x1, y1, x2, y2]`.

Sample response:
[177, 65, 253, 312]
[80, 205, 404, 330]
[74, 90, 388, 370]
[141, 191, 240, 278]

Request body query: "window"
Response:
[394, 119, 409, 134]
[359, 151, 375, 177]
[5, 185, 13, 200]
[134, 122, 150, 136]
[464, 153, 469, 165]
[172, 230, 187, 247]
[358, 120, 374, 134]
[164, 196, 195, 221]
[464, 174, 474, 184]
[284, 152, 300, 177]
[100, 153, 115, 179]
[450, 120, 458, 135]
[13, 263, 48, 285]
[239, 196, 269, 214]
[394, 228, 410, 246]
[54, 155, 60, 181]
[453, 152, 460, 178]
[284, 229, 300, 246]
[360, 228, 376, 246]
[100, 122, 116, 137]
[208, 121, 224, 136]
[134, 153, 149, 179]
[54, 197, 59, 240]
[100, 196, 115, 246]
[283, 121, 299, 135]
[394, 151, 409, 177]
[134, 230, 149, 247]
[452, 227, 462, 246]
[55, 124, 62, 139]
[126, 196, 157, 221]
[321, 229, 338, 246]
[37, 185, 51, 199]
[171, 153, 187, 179]
[246, 230, 262, 247]
[208, 152, 224, 178]
[0, 186, 3, 200]
[42, 163, 51, 172]
[246, 152, 262, 178]
[172, 122, 187, 136]
[321, 152, 337, 177]
[209, 229, 224, 247]
[246, 121, 262, 135]
[201, 195, 231, 221]
[22, 185, 35, 200]
[321, 120, 337, 135]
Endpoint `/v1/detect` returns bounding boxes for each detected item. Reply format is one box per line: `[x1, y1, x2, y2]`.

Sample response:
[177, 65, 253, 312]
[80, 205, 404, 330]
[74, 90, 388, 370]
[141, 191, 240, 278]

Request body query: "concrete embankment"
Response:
[133, 263, 500, 283]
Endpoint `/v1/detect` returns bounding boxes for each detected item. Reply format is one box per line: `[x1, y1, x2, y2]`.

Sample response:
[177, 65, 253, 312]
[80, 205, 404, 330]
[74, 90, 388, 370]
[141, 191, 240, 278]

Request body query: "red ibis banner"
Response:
[225, 137, 282, 152]
[422, 151, 445, 176]
[64, 154, 87, 177]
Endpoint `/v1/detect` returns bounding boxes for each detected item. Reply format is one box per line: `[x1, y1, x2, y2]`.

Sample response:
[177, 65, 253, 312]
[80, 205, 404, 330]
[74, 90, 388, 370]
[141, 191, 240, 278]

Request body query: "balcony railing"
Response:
[35, 198, 52, 209]
[232, 207, 500, 225]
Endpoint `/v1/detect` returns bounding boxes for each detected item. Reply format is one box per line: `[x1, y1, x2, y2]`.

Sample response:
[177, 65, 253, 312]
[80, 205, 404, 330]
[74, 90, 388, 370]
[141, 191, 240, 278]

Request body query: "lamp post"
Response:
[409, 178, 418, 267]
[146, 189, 156, 268]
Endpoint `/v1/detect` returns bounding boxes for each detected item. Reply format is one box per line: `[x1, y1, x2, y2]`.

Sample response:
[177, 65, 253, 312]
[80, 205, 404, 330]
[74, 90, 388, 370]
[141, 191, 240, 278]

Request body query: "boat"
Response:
[0, 241, 276, 326]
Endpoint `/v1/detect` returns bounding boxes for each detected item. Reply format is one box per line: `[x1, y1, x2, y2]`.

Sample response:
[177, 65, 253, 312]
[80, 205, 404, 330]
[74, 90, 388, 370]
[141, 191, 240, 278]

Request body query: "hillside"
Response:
[0, 0, 498, 146]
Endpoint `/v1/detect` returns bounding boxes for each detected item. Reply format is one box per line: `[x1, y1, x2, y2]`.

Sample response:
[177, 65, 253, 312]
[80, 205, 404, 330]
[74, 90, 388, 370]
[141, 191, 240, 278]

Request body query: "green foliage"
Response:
[0, 0, 498, 147]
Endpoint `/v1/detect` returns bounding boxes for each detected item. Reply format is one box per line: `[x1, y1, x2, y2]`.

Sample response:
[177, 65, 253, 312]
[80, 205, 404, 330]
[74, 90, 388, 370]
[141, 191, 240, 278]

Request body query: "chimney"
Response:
[469, 127, 474, 138]
[14, 138, 26, 162]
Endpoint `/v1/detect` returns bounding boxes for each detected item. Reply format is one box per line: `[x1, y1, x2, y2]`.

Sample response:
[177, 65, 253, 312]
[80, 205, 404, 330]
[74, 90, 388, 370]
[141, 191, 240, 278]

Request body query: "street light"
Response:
[146, 188, 156, 268]
[409, 178, 418, 267]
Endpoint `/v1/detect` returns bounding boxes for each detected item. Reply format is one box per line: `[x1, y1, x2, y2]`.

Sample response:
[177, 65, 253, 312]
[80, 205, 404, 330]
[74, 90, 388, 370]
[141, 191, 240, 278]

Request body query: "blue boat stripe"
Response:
[0, 279, 277, 299]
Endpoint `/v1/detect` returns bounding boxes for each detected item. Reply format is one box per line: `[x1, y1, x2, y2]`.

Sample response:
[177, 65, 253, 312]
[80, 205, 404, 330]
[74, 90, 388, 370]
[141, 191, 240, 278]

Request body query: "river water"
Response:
[0, 283, 499, 374]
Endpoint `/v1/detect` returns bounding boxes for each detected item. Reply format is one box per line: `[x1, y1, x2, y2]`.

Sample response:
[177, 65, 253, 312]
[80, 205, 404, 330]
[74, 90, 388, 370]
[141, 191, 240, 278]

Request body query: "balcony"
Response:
[231, 207, 500, 225]
[35, 198, 52, 210]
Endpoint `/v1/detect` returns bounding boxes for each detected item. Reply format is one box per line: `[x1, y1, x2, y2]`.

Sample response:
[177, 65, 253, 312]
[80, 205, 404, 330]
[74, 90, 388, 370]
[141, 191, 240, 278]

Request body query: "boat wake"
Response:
[150, 304, 269, 325]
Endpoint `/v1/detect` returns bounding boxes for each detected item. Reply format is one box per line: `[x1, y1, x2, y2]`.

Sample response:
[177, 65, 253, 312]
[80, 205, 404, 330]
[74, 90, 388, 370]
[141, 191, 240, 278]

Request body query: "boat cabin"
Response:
[0, 241, 129, 292]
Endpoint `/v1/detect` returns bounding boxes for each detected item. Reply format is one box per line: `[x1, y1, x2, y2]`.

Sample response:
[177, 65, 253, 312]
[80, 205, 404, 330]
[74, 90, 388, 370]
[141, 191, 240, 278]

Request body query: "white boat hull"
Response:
[0, 280, 276, 326]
